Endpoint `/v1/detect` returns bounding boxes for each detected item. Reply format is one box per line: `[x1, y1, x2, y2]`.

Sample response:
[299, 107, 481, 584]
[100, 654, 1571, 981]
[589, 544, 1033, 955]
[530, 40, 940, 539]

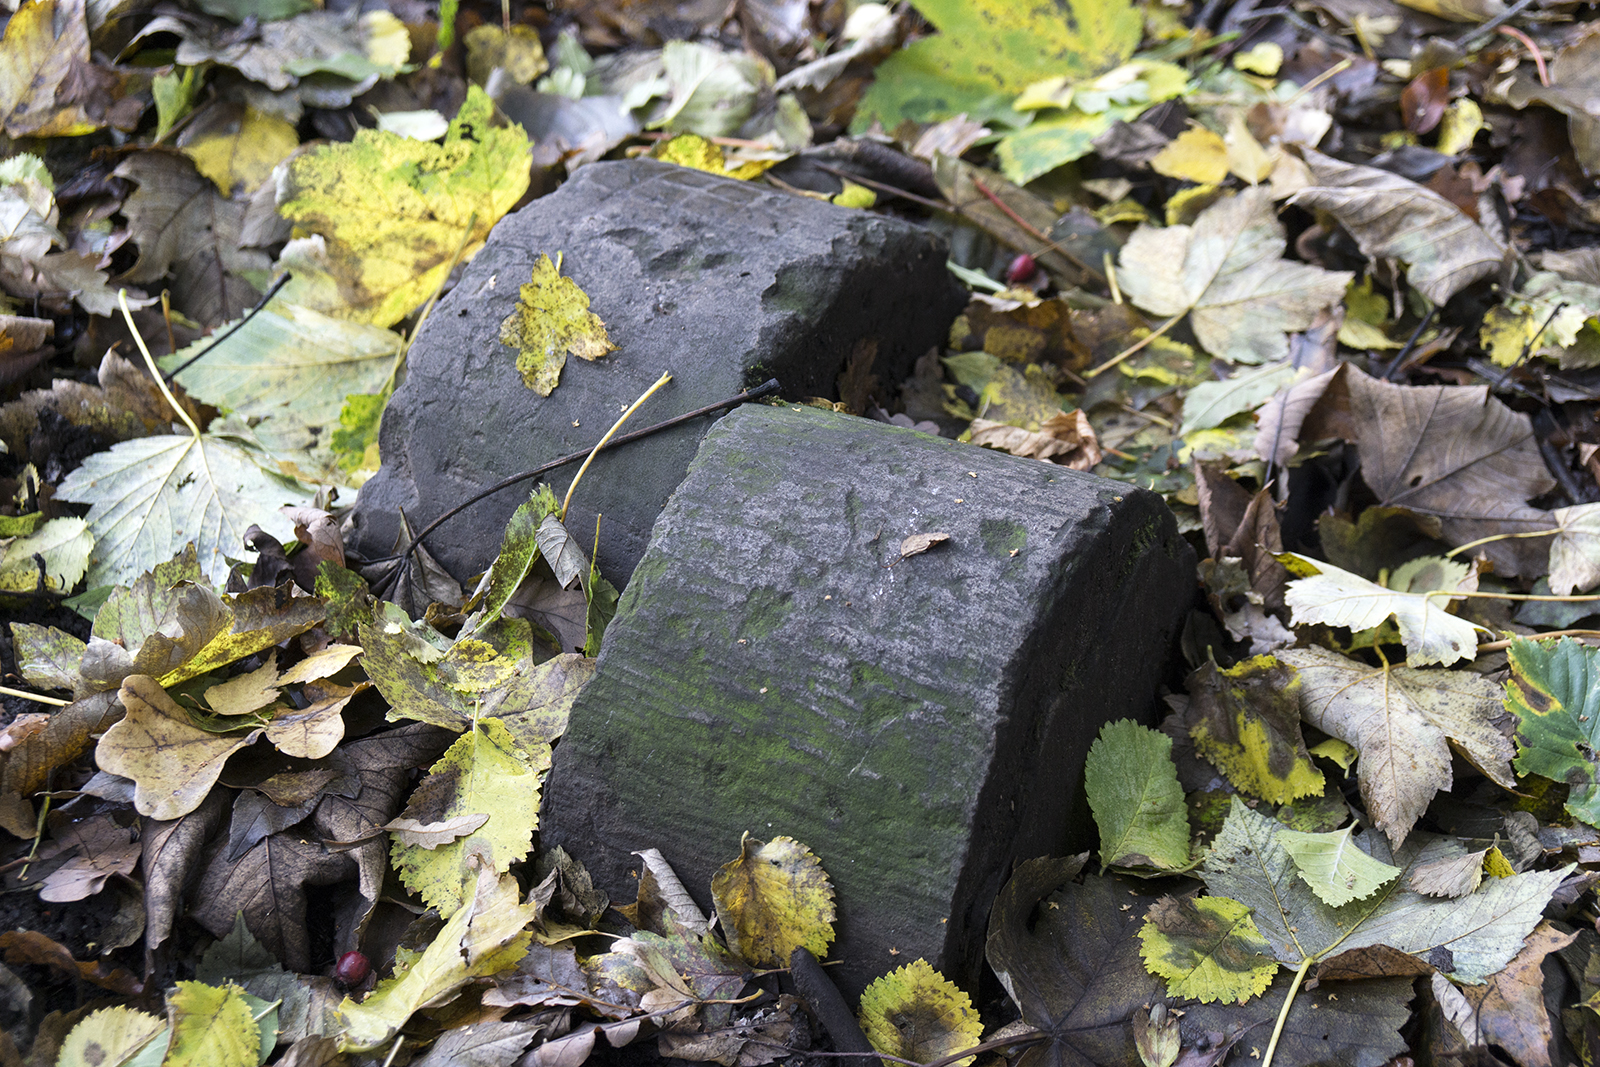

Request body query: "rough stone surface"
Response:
[349, 159, 963, 587]
[540, 404, 1196, 996]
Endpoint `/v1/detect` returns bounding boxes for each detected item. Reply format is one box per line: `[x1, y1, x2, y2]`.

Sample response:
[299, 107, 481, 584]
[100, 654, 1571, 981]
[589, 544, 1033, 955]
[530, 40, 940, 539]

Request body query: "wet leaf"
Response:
[391, 717, 543, 914]
[1199, 798, 1566, 981]
[499, 254, 617, 396]
[858, 959, 984, 1066]
[1084, 719, 1189, 871]
[1136, 895, 1277, 1004]
[1184, 655, 1323, 805]
[710, 833, 835, 968]
[1281, 553, 1479, 667]
[276, 85, 531, 327]
[1279, 646, 1514, 849]
[1291, 148, 1504, 306]
[1117, 187, 1350, 364]
[1277, 826, 1402, 908]
[1506, 636, 1600, 827]
[9, 622, 85, 693]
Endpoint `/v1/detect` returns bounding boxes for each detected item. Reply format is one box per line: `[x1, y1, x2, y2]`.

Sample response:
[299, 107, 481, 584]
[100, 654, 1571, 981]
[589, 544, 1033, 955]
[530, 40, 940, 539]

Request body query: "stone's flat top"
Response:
[349, 160, 961, 589]
[541, 403, 1193, 994]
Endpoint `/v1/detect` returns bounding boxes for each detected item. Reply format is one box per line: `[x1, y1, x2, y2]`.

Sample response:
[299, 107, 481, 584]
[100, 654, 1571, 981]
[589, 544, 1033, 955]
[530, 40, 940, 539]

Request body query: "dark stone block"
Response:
[540, 404, 1196, 997]
[348, 159, 963, 588]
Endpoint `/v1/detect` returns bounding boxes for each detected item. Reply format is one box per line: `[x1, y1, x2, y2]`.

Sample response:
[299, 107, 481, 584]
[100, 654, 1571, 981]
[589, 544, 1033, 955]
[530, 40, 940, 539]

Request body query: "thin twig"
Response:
[162, 273, 290, 383]
[1498, 24, 1551, 86]
[811, 164, 949, 212]
[0, 685, 70, 708]
[1478, 629, 1600, 653]
[1453, 0, 1541, 47]
[968, 178, 1103, 281]
[1381, 307, 1438, 381]
[1084, 313, 1185, 379]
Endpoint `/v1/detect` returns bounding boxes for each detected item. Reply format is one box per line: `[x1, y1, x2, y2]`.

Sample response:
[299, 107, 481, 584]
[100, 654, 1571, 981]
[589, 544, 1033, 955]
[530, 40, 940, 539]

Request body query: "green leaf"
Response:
[1084, 719, 1189, 871]
[1184, 656, 1324, 806]
[55, 430, 313, 590]
[329, 390, 388, 475]
[1506, 636, 1600, 825]
[162, 981, 261, 1067]
[498, 254, 617, 396]
[1179, 361, 1296, 435]
[275, 85, 531, 327]
[1136, 895, 1277, 1004]
[468, 487, 560, 635]
[858, 959, 984, 1067]
[390, 717, 543, 914]
[1281, 552, 1480, 667]
[1278, 826, 1402, 907]
[1198, 798, 1570, 981]
[0, 516, 92, 592]
[9, 622, 85, 692]
[853, 0, 1140, 131]
[710, 833, 835, 968]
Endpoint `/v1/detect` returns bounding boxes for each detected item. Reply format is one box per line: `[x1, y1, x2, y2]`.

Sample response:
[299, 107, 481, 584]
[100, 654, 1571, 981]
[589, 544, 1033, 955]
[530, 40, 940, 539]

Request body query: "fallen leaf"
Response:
[1547, 503, 1600, 595]
[178, 103, 301, 196]
[0, 0, 110, 138]
[1179, 361, 1296, 435]
[1409, 849, 1488, 898]
[1456, 921, 1577, 1067]
[1136, 895, 1278, 1004]
[499, 254, 617, 396]
[858, 959, 984, 1066]
[0, 516, 91, 592]
[0, 929, 143, 995]
[1116, 187, 1351, 364]
[1183, 655, 1324, 805]
[56, 1006, 167, 1067]
[162, 981, 261, 1067]
[710, 834, 835, 968]
[275, 85, 531, 326]
[1176, 971, 1413, 1066]
[1277, 826, 1402, 908]
[1084, 719, 1190, 871]
[1279, 646, 1514, 848]
[1281, 552, 1480, 667]
[899, 532, 950, 560]
[37, 815, 141, 903]
[968, 411, 1102, 469]
[1506, 636, 1600, 827]
[1290, 148, 1505, 306]
[1150, 126, 1229, 185]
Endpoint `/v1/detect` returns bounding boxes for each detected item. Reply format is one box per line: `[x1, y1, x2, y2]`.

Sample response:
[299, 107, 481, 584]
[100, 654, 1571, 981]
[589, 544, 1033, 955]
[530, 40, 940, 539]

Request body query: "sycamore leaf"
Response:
[1198, 798, 1568, 981]
[1291, 148, 1504, 306]
[1547, 503, 1600, 595]
[1281, 553, 1479, 667]
[162, 981, 260, 1067]
[0, 516, 91, 592]
[1084, 719, 1189, 871]
[97, 675, 262, 820]
[1136, 895, 1277, 1005]
[158, 304, 401, 482]
[1278, 826, 1402, 907]
[1183, 656, 1324, 805]
[391, 717, 543, 914]
[57, 1006, 168, 1067]
[710, 833, 835, 968]
[858, 959, 984, 1067]
[499, 254, 617, 396]
[338, 867, 538, 1051]
[1117, 188, 1351, 364]
[55, 430, 313, 589]
[275, 85, 531, 327]
[1505, 636, 1600, 826]
[853, 0, 1140, 130]
[1279, 646, 1513, 849]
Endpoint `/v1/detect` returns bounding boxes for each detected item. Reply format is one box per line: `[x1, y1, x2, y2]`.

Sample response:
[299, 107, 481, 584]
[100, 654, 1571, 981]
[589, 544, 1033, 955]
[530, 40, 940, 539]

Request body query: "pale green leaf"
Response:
[1085, 719, 1189, 871]
[1282, 553, 1480, 667]
[1180, 361, 1296, 435]
[1278, 826, 1401, 907]
[0, 516, 91, 592]
[57, 1005, 168, 1067]
[1547, 502, 1600, 596]
[162, 981, 260, 1067]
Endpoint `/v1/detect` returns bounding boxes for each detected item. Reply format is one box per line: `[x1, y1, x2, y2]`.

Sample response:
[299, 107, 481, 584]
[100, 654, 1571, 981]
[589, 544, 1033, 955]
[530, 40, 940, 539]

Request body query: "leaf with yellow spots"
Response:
[499, 254, 617, 395]
[1184, 655, 1324, 805]
[1506, 636, 1600, 827]
[1137, 895, 1277, 1004]
[390, 717, 544, 914]
[649, 133, 778, 181]
[858, 959, 984, 1067]
[710, 833, 835, 967]
[275, 85, 530, 327]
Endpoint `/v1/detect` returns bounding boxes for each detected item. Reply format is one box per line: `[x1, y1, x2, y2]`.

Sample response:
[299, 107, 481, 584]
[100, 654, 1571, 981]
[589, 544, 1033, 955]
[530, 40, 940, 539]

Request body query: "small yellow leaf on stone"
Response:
[858, 959, 984, 1067]
[833, 180, 877, 209]
[499, 254, 617, 396]
[710, 833, 835, 967]
[1151, 127, 1230, 185]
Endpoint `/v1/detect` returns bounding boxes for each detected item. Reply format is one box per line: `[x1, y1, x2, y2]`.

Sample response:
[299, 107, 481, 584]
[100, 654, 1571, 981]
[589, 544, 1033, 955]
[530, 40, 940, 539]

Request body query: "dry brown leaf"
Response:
[968, 410, 1101, 469]
[1458, 921, 1577, 1067]
[899, 532, 950, 559]
[1278, 646, 1514, 848]
[1291, 149, 1505, 306]
[37, 815, 140, 903]
[1408, 849, 1486, 898]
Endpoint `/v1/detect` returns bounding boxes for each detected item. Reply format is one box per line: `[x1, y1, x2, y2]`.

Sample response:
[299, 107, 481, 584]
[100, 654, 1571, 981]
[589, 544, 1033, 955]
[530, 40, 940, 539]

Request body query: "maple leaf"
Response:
[1281, 553, 1480, 667]
[499, 254, 617, 396]
[1116, 187, 1351, 364]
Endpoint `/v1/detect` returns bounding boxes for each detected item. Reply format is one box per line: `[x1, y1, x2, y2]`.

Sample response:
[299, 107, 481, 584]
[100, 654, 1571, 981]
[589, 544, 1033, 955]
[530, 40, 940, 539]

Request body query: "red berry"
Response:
[1005, 253, 1038, 286]
[334, 950, 371, 986]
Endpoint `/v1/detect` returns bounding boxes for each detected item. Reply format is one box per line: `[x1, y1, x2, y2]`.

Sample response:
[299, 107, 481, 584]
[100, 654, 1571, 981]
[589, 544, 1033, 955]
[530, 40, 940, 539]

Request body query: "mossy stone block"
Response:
[540, 404, 1195, 995]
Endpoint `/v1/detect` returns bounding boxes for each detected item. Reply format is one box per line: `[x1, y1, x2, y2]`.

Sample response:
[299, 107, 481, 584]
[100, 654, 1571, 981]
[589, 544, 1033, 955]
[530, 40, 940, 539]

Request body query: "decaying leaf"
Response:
[499, 254, 617, 396]
[1506, 637, 1600, 827]
[898, 531, 950, 561]
[1183, 656, 1324, 805]
[1281, 552, 1480, 667]
[1117, 187, 1351, 364]
[56, 1006, 168, 1067]
[968, 411, 1102, 469]
[1084, 719, 1190, 871]
[1455, 921, 1577, 1067]
[710, 833, 835, 968]
[858, 959, 984, 1067]
[1547, 503, 1600, 595]
[1136, 895, 1278, 1005]
[1280, 646, 1514, 849]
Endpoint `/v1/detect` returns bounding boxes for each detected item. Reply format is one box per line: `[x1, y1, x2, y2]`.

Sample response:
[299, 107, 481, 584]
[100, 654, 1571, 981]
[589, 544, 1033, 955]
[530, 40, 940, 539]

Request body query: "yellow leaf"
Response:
[0, 0, 103, 138]
[1137, 895, 1277, 1004]
[858, 959, 983, 1067]
[498, 254, 617, 396]
[162, 981, 260, 1067]
[181, 107, 300, 195]
[1150, 127, 1229, 185]
[1224, 113, 1274, 185]
[1233, 43, 1283, 76]
[650, 132, 776, 180]
[1186, 656, 1324, 805]
[1436, 99, 1484, 155]
[1484, 847, 1516, 878]
[465, 23, 548, 86]
[57, 1006, 167, 1067]
[275, 85, 531, 326]
[710, 833, 835, 967]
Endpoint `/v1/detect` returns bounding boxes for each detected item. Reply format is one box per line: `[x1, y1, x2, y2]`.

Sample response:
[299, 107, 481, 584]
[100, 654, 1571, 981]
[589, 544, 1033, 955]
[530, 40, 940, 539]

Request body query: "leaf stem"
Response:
[1444, 527, 1559, 559]
[1261, 957, 1313, 1067]
[1478, 628, 1600, 653]
[1084, 313, 1185, 379]
[120, 290, 201, 439]
[559, 371, 673, 521]
[0, 685, 69, 707]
